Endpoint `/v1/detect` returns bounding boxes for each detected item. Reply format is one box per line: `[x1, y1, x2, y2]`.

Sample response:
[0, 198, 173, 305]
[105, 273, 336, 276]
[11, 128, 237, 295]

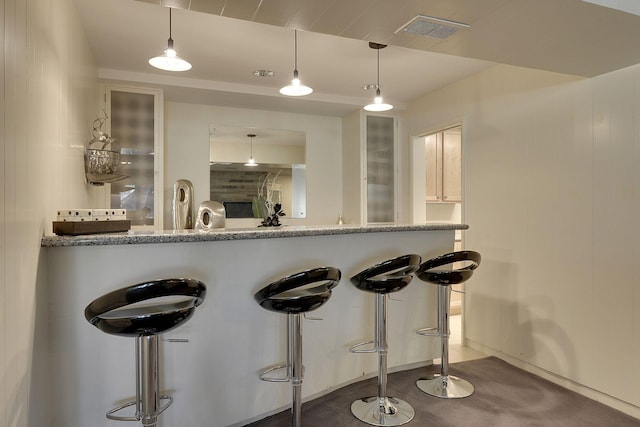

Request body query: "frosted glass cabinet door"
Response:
[106, 86, 164, 229]
[366, 115, 395, 223]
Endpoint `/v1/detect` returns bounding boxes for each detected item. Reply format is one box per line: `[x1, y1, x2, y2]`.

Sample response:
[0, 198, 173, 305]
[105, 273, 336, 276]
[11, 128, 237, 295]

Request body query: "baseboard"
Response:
[465, 340, 640, 420]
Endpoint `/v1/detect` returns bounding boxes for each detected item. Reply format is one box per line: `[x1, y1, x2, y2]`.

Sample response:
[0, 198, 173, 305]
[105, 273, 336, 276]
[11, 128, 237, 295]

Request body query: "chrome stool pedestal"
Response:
[85, 278, 206, 426]
[349, 254, 421, 427]
[258, 313, 305, 426]
[415, 251, 481, 399]
[106, 335, 173, 426]
[254, 267, 341, 427]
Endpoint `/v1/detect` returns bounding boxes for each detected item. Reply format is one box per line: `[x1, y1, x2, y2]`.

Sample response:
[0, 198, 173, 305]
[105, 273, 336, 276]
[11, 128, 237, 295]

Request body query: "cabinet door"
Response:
[366, 115, 395, 223]
[107, 85, 164, 230]
[441, 128, 461, 202]
[425, 133, 442, 202]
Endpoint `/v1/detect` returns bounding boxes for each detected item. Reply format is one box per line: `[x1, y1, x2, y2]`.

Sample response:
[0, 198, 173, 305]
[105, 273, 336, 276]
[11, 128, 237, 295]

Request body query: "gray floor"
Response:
[247, 356, 640, 427]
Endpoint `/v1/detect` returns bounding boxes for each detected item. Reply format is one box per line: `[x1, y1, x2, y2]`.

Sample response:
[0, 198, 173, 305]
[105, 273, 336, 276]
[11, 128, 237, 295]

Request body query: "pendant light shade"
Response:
[280, 30, 313, 97]
[244, 134, 259, 167]
[364, 42, 393, 112]
[149, 8, 192, 72]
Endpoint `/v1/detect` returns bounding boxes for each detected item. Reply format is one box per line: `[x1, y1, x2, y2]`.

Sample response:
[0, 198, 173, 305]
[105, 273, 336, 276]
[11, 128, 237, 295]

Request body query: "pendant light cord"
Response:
[248, 134, 256, 156]
[377, 48, 380, 92]
[165, 7, 175, 49]
[294, 29, 298, 72]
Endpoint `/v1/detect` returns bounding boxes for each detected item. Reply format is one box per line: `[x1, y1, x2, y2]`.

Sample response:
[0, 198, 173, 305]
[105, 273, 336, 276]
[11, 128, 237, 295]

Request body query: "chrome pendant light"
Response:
[280, 30, 313, 97]
[149, 7, 192, 72]
[244, 134, 259, 167]
[364, 42, 393, 112]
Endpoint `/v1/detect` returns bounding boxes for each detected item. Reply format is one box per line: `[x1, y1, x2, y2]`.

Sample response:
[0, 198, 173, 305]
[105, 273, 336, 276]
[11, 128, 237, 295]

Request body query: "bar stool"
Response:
[84, 278, 206, 426]
[415, 250, 481, 398]
[254, 266, 342, 427]
[349, 254, 422, 427]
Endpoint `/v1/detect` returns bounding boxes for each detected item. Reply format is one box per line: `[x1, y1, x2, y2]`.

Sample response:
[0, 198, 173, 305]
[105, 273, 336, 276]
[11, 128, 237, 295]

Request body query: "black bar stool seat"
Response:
[254, 267, 340, 314]
[85, 278, 206, 426]
[350, 254, 419, 294]
[349, 254, 421, 427]
[415, 250, 481, 399]
[254, 267, 341, 427]
[85, 278, 206, 337]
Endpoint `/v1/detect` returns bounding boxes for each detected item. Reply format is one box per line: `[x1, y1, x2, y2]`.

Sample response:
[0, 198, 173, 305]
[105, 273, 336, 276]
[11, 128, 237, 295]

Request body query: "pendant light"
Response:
[364, 42, 393, 112]
[244, 134, 259, 167]
[148, 8, 192, 72]
[280, 30, 313, 96]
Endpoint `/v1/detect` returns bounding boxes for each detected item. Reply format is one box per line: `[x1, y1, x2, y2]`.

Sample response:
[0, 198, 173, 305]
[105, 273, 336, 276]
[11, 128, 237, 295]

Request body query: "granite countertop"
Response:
[41, 223, 468, 247]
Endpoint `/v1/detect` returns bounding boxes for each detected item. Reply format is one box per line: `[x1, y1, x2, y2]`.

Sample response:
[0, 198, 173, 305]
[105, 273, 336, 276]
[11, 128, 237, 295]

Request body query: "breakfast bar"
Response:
[41, 223, 466, 426]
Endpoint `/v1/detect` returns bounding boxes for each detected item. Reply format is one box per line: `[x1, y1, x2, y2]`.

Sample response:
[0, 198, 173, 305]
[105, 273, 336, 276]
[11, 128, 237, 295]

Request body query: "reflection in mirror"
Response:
[209, 125, 306, 219]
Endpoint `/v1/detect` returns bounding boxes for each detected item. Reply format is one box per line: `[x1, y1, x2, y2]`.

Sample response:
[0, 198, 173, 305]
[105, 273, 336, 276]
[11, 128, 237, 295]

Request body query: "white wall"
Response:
[211, 140, 305, 164]
[165, 102, 342, 227]
[407, 63, 640, 417]
[1, 0, 98, 425]
[341, 110, 363, 224]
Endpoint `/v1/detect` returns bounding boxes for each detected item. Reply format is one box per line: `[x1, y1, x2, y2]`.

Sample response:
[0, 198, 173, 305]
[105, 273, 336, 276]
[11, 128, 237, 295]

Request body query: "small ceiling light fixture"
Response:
[244, 134, 259, 167]
[148, 7, 192, 72]
[364, 42, 393, 112]
[280, 29, 313, 97]
[254, 70, 275, 77]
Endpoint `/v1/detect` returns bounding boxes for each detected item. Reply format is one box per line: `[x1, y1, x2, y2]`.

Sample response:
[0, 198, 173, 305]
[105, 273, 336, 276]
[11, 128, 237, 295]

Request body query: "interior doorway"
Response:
[410, 124, 464, 335]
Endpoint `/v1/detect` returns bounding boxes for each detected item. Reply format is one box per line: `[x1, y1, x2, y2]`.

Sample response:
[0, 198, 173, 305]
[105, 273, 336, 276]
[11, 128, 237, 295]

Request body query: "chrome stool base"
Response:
[416, 374, 474, 399]
[351, 396, 415, 427]
[106, 395, 173, 425]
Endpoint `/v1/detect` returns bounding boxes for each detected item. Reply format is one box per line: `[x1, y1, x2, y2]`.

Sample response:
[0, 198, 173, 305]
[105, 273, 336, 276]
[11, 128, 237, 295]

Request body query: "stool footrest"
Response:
[106, 395, 173, 422]
[416, 327, 440, 337]
[349, 340, 378, 354]
[259, 364, 290, 382]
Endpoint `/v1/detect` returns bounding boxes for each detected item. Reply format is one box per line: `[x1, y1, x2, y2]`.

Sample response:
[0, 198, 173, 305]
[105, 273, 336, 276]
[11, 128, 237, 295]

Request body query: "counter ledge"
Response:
[41, 223, 468, 247]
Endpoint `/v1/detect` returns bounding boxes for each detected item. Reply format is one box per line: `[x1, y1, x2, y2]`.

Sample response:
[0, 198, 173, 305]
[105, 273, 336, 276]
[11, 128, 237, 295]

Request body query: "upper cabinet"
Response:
[105, 84, 164, 230]
[425, 127, 461, 203]
[342, 111, 398, 225]
[366, 115, 396, 223]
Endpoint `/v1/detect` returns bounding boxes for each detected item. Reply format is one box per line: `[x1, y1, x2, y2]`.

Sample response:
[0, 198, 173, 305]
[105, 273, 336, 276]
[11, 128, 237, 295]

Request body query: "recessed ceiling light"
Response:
[254, 70, 275, 77]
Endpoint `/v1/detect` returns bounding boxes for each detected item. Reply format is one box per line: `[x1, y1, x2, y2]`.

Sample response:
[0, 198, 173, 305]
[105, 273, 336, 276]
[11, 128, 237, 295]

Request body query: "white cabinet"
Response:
[366, 115, 396, 223]
[425, 127, 461, 203]
[342, 111, 398, 224]
[105, 84, 164, 230]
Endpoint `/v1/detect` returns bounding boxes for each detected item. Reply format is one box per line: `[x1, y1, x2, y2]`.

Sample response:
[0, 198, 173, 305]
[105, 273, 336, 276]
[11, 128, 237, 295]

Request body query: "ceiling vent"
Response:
[396, 15, 470, 40]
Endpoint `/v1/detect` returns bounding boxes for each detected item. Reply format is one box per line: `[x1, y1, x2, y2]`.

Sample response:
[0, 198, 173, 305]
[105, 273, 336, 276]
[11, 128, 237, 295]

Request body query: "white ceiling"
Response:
[73, 0, 640, 117]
